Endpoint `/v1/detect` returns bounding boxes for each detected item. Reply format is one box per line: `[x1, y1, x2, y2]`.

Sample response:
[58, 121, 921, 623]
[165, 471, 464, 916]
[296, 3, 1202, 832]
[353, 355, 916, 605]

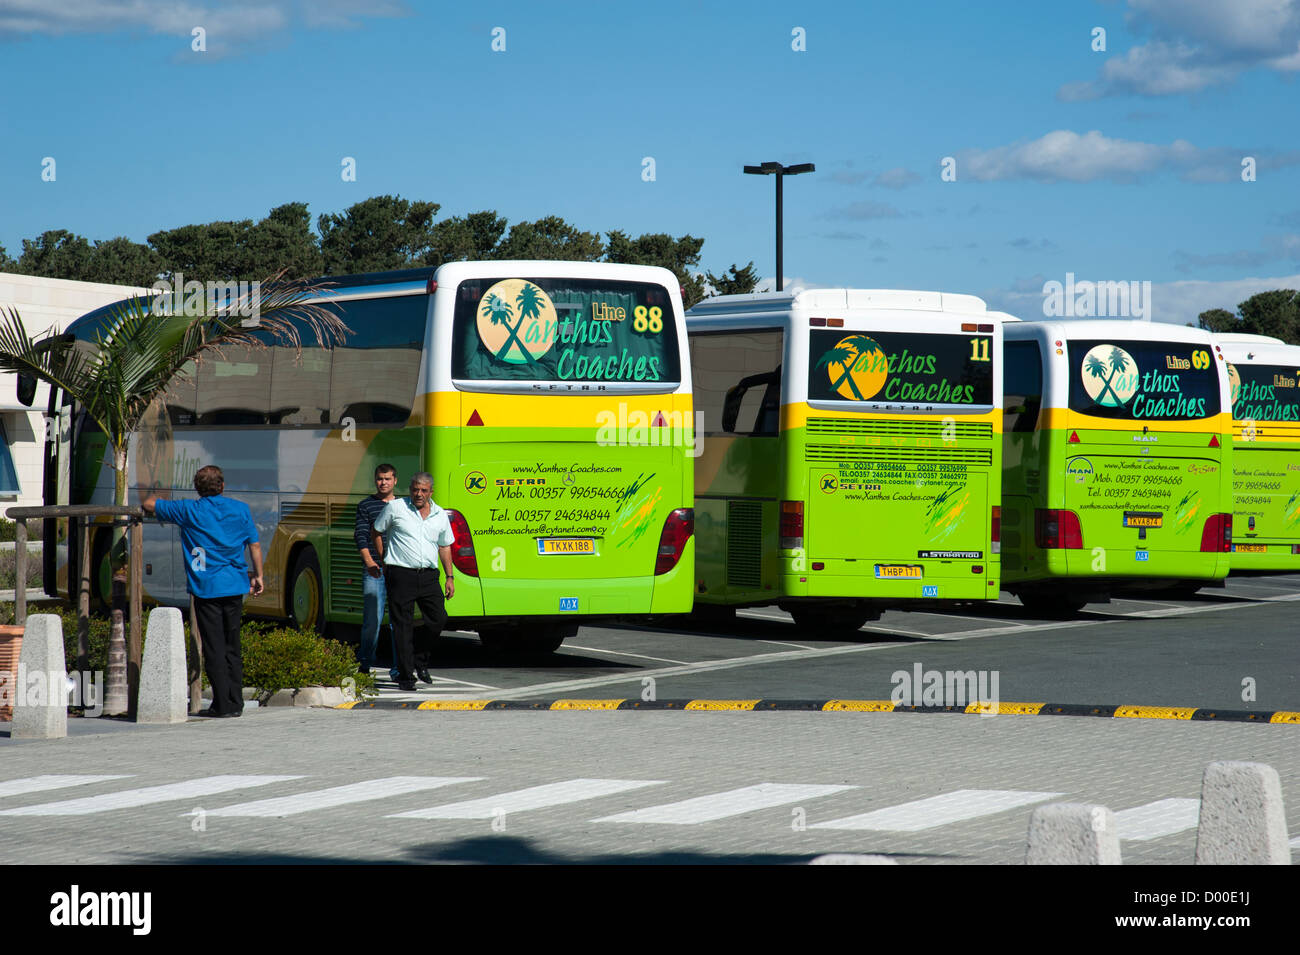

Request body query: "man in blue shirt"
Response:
[371, 471, 455, 692]
[143, 465, 263, 717]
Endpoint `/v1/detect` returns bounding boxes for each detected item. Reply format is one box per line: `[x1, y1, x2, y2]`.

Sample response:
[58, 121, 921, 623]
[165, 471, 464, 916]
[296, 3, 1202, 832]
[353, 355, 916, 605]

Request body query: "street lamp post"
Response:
[743, 161, 814, 292]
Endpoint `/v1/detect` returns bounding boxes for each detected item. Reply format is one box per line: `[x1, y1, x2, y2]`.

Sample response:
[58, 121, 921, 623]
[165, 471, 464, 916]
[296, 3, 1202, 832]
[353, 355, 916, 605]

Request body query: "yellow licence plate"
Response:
[1234, 544, 1266, 553]
[537, 538, 595, 555]
[875, 565, 923, 579]
[1124, 513, 1163, 528]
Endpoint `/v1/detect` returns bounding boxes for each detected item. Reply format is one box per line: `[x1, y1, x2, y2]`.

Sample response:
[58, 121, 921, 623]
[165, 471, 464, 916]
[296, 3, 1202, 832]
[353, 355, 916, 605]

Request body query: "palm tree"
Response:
[815, 344, 867, 399]
[0, 274, 346, 566]
[1085, 353, 1119, 405]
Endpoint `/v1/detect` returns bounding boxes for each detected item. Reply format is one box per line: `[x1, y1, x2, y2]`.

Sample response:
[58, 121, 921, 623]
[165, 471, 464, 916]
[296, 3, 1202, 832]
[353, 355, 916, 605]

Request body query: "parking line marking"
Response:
[390, 778, 665, 819]
[1114, 798, 1201, 841]
[0, 775, 303, 816]
[0, 775, 132, 798]
[565, 645, 690, 665]
[195, 777, 482, 817]
[812, 789, 1063, 832]
[594, 783, 853, 825]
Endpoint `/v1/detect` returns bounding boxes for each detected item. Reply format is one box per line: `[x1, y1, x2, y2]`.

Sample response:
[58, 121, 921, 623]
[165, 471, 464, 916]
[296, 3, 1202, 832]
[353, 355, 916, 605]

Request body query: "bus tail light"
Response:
[1200, 514, 1232, 553]
[445, 508, 479, 577]
[655, 508, 694, 575]
[1035, 509, 1083, 549]
[991, 506, 1001, 554]
[780, 501, 804, 549]
[1292, 545, 1300, 555]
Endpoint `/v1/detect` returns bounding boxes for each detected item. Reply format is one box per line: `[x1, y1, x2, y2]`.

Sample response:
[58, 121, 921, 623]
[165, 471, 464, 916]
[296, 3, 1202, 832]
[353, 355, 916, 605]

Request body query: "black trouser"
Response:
[193, 594, 245, 715]
[384, 566, 447, 682]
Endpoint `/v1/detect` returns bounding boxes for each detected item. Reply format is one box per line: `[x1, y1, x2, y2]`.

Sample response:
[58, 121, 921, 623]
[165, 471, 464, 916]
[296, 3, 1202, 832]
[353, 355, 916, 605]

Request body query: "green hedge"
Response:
[0, 518, 43, 543]
[240, 623, 376, 703]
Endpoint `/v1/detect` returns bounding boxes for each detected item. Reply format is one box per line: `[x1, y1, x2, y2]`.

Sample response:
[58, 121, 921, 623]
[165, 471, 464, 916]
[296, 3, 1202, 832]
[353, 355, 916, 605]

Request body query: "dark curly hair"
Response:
[193, 465, 225, 497]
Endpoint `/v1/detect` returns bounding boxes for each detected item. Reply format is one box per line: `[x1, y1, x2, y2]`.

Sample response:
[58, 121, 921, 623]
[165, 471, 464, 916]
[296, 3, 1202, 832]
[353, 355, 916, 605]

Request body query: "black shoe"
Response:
[359, 665, 371, 675]
[198, 708, 239, 718]
[197, 707, 220, 717]
[416, 668, 433, 684]
[397, 681, 417, 691]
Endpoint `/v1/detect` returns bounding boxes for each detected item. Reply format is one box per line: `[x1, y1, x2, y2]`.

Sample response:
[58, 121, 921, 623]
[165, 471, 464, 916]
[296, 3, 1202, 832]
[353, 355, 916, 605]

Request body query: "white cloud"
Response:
[1175, 234, 1300, 273]
[954, 129, 1298, 183]
[0, 1, 407, 53]
[984, 271, 1300, 326]
[1060, 0, 1300, 99]
[873, 167, 921, 189]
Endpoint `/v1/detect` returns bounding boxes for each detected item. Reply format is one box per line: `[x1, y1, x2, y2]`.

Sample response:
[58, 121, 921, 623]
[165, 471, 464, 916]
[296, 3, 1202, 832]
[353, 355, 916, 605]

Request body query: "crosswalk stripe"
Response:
[198, 777, 484, 818]
[1114, 798, 1201, 841]
[811, 789, 1065, 831]
[390, 778, 665, 819]
[0, 775, 302, 816]
[594, 783, 853, 825]
[0, 775, 132, 798]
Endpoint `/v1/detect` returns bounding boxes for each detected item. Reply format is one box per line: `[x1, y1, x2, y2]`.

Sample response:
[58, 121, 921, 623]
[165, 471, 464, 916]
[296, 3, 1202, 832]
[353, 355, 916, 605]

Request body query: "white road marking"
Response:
[424, 676, 500, 690]
[0, 776, 302, 816]
[196, 777, 482, 818]
[811, 789, 1063, 832]
[564, 645, 690, 665]
[1114, 798, 1201, 841]
[757, 639, 818, 650]
[390, 778, 665, 819]
[738, 609, 791, 620]
[0, 775, 132, 798]
[594, 783, 853, 825]
[1290, 835, 1300, 849]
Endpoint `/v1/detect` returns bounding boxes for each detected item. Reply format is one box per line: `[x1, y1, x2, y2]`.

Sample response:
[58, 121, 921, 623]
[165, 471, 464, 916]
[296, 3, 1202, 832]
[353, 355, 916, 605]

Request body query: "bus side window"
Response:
[754, 365, 782, 436]
[722, 370, 778, 434]
[329, 296, 425, 426]
[1003, 340, 1043, 433]
[689, 329, 784, 434]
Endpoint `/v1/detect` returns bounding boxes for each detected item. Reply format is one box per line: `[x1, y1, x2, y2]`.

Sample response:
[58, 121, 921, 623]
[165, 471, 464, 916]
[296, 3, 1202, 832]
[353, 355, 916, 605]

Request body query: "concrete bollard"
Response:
[808, 854, 898, 865]
[12, 614, 68, 740]
[1195, 761, 1289, 865]
[137, 607, 188, 724]
[1026, 803, 1122, 864]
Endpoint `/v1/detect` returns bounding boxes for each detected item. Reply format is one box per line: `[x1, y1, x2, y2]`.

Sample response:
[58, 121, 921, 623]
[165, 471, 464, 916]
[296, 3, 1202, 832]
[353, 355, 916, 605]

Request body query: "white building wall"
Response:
[0, 272, 154, 511]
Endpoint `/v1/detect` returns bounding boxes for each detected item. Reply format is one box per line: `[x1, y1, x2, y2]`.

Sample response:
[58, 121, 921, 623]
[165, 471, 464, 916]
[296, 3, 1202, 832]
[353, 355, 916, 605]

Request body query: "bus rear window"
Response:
[451, 277, 681, 385]
[806, 329, 993, 405]
[1229, 364, 1300, 421]
[1067, 340, 1221, 420]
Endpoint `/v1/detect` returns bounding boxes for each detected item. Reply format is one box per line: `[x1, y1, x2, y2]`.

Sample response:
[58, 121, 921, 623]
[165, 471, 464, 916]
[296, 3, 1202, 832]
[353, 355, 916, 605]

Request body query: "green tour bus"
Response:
[1216, 333, 1300, 574]
[44, 261, 695, 652]
[685, 288, 1004, 635]
[1002, 319, 1234, 613]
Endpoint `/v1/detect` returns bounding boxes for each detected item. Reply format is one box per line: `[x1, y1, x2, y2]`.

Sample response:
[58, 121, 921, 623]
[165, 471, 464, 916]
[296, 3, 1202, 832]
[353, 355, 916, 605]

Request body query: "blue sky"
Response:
[2, 0, 1299, 324]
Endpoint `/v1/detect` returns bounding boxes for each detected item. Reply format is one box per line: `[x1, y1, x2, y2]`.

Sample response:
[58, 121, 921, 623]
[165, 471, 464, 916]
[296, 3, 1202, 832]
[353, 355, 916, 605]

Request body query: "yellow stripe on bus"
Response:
[1040, 409, 1232, 434]
[1113, 705, 1196, 720]
[1269, 711, 1300, 724]
[425, 391, 693, 429]
[822, 700, 896, 712]
[549, 699, 625, 710]
[684, 700, 760, 711]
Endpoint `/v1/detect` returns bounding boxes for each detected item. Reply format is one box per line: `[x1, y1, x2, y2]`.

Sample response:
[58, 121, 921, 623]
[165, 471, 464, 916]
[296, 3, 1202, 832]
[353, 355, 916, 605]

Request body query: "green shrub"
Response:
[0, 518, 43, 543]
[240, 623, 376, 703]
[0, 549, 44, 591]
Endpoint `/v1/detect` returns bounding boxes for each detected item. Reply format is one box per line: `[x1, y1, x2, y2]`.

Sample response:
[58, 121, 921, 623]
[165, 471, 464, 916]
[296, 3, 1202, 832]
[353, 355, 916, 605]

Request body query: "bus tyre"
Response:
[1017, 592, 1087, 618]
[289, 549, 326, 634]
[789, 607, 869, 639]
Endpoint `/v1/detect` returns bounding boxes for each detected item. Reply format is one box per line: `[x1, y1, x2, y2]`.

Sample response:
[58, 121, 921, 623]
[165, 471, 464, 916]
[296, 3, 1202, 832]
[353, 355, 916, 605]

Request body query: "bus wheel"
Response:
[789, 607, 870, 638]
[289, 549, 326, 634]
[1017, 592, 1087, 618]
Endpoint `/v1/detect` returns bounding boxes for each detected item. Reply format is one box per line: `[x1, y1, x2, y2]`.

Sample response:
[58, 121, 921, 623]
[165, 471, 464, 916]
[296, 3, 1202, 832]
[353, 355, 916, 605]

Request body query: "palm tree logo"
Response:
[1081, 344, 1138, 407]
[475, 279, 557, 364]
[815, 335, 888, 400]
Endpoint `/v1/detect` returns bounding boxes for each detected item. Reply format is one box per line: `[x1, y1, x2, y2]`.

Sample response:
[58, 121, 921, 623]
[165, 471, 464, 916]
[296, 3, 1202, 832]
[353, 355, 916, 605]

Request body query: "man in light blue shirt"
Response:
[371, 471, 455, 691]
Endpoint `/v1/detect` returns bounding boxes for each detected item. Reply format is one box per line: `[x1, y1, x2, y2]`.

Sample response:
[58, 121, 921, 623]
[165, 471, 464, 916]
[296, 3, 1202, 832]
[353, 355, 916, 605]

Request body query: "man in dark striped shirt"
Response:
[355, 463, 398, 678]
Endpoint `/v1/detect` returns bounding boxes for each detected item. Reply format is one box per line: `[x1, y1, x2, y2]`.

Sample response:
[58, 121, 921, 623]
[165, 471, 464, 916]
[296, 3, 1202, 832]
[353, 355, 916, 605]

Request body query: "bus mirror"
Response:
[722, 385, 745, 433]
[16, 373, 36, 407]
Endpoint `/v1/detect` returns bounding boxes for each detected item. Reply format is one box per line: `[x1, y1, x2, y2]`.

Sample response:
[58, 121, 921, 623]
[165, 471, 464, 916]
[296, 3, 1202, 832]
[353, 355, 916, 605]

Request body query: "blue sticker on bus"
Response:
[1135, 550, 1149, 561]
[559, 597, 579, 612]
[922, 585, 938, 598]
